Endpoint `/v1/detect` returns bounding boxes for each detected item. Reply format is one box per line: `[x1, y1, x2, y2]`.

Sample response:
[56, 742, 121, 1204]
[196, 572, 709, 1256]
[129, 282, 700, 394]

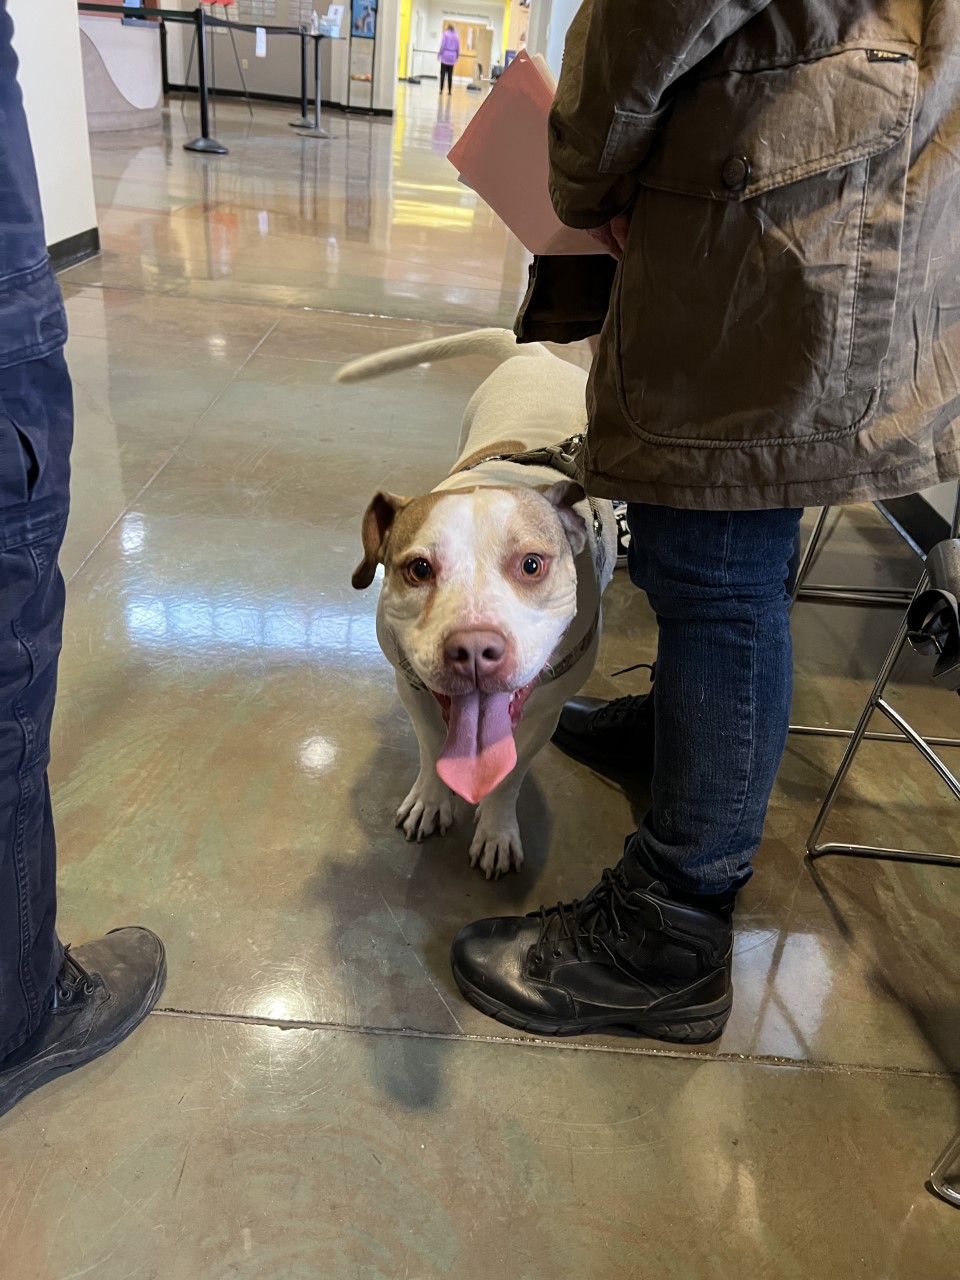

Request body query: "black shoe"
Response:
[451, 864, 732, 1043]
[551, 693, 655, 770]
[0, 927, 166, 1119]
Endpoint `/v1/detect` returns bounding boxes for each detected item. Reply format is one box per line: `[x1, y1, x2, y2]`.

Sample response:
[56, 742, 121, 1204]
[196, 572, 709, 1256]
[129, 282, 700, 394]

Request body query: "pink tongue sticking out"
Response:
[436, 690, 517, 804]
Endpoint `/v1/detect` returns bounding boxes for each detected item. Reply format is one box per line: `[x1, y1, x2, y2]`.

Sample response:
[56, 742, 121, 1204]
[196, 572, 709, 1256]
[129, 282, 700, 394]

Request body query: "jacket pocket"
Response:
[600, 107, 666, 174]
[614, 47, 917, 447]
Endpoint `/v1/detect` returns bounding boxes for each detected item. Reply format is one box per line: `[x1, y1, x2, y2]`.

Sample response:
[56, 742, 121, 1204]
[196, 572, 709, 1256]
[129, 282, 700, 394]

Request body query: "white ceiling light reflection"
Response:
[124, 589, 380, 661]
[120, 514, 146, 556]
[299, 735, 338, 776]
[735, 927, 833, 1055]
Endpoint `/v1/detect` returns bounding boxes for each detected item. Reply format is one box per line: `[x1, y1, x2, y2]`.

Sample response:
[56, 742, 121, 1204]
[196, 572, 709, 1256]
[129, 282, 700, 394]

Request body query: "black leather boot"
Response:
[451, 863, 732, 1043]
[0, 927, 166, 1118]
[551, 693, 655, 770]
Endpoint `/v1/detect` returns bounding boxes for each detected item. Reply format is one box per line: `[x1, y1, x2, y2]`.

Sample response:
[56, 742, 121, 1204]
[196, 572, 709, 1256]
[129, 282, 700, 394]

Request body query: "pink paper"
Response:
[447, 52, 606, 257]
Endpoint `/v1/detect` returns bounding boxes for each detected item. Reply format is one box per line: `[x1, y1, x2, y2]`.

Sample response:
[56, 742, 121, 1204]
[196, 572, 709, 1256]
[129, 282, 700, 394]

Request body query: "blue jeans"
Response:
[624, 504, 802, 897]
[0, 0, 72, 1060]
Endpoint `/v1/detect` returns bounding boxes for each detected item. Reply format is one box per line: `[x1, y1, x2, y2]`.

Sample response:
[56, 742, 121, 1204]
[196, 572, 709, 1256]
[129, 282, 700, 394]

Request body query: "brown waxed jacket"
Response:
[521, 1, 960, 510]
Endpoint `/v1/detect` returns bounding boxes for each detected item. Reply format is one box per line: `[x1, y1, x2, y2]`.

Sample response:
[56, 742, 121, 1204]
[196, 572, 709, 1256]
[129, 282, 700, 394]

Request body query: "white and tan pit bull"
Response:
[338, 329, 615, 878]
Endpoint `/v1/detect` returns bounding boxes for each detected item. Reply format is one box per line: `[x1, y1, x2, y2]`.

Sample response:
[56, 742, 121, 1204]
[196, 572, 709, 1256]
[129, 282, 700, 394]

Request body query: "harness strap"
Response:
[461, 433, 586, 480]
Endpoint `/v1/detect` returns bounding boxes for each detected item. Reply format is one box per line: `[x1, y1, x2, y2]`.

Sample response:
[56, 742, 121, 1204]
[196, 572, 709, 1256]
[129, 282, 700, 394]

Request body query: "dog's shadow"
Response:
[309, 708, 560, 1112]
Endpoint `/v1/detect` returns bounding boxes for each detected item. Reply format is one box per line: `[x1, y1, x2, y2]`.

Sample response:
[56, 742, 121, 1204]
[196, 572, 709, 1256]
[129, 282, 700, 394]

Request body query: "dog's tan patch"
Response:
[385, 492, 448, 566]
[451, 440, 526, 474]
[499, 490, 571, 606]
[381, 491, 456, 627]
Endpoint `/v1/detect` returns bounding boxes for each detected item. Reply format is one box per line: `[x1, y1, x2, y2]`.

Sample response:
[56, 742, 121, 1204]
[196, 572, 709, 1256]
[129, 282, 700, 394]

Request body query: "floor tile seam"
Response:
[57, 275, 481, 331]
[149, 1008, 959, 1083]
[64, 315, 284, 586]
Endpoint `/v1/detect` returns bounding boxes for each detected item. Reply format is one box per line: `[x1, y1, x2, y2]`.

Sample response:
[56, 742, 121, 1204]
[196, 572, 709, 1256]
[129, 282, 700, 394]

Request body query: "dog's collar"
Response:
[393, 610, 600, 697]
[540, 609, 601, 685]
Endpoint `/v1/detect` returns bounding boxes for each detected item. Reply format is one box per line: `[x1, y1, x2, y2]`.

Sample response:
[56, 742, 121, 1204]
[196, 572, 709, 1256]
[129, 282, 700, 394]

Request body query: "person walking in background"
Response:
[438, 24, 459, 95]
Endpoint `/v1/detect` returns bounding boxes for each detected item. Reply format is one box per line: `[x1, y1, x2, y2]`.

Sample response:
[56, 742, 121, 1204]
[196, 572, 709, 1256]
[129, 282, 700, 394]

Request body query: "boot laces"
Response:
[56, 947, 97, 1003]
[533, 867, 634, 964]
[591, 695, 651, 731]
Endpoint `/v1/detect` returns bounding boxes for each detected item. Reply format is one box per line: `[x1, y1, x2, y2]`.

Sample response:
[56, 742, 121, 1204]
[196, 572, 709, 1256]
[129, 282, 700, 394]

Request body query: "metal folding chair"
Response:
[792, 504, 918, 610]
[800, 492, 960, 1207]
[805, 523, 960, 866]
[930, 1132, 960, 1208]
[788, 490, 960, 752]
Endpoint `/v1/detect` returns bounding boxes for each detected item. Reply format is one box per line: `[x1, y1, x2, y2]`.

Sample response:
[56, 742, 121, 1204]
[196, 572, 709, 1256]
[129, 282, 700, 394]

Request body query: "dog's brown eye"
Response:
[406, 558, 433, 584]
[521, 555, 544, 578]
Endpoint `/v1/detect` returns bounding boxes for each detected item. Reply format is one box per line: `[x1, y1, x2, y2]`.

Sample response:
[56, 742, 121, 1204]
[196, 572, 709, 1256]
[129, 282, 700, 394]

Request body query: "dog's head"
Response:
[353, 481, 587, 803]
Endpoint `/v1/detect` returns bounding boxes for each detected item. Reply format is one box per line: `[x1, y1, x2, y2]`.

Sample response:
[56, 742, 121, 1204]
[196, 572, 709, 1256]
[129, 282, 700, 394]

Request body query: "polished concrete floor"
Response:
[2, 89, 959, 1277]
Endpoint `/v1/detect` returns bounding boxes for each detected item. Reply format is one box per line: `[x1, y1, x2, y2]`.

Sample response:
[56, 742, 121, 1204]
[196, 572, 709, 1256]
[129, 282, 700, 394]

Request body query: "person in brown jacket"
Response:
[451, 1, 960, 1042]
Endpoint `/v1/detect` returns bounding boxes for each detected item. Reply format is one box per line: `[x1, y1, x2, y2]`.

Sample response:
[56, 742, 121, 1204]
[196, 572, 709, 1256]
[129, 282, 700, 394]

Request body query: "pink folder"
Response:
[447, 51, 607, 256]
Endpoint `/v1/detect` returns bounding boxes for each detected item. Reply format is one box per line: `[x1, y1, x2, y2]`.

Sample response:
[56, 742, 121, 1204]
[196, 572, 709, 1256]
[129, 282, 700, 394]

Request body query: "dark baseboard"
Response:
[49, 227, 101, 272]
[166, 84, 393, 118]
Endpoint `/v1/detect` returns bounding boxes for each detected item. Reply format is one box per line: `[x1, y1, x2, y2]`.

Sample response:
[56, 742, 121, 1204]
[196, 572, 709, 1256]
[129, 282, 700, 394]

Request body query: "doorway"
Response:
[446, 20, 494, 81]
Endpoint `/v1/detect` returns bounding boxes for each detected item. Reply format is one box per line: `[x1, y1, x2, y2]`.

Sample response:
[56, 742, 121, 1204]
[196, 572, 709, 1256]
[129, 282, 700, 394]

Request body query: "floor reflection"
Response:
[74, 86, 530, 324]
[123, 587, 379, 662]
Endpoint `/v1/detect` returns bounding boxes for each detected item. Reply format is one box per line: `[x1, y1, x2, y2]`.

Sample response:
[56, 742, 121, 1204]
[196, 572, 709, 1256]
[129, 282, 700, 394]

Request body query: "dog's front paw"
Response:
[469, 810, 524, 880]
[396, 774, 454, 843]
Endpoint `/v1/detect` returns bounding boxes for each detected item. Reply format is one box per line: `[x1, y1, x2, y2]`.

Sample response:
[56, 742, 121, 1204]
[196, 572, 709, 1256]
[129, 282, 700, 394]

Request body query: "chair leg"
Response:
[930, 1132, 960, 1208]
[791, 506, 830, 605]
[805, 610, 915, 857]
[804, 562, 960, 865]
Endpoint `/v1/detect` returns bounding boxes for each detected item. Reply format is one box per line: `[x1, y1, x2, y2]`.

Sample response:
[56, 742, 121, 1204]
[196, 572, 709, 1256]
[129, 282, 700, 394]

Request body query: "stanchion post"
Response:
[184, 6, 228, 154]
[313, 34, 332, 138]
[290, 33, 332, 137]
[290, 29, 314, 128]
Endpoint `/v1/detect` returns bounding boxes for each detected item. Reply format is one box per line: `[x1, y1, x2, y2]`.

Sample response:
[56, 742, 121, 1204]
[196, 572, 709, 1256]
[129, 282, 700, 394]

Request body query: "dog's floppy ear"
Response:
[352, 491, 409, 589]
[538, 480, 588, 556]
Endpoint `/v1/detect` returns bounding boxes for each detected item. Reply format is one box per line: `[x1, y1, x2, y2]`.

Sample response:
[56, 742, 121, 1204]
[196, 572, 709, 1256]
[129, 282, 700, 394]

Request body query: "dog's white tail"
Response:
[334, 327, 545, 385]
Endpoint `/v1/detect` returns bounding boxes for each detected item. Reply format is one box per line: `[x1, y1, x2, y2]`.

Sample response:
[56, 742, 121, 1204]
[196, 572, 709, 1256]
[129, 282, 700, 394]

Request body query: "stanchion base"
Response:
[296, 126, 334, 139]
[185, 136, 228, 155]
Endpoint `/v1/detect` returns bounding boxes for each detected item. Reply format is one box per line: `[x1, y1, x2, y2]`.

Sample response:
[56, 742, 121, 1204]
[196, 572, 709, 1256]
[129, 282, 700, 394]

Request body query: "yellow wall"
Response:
[398, 0, 413, 77]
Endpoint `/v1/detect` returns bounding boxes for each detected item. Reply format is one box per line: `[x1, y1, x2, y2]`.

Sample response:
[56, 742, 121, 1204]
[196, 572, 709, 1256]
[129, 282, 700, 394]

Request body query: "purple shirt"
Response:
[439, 31, 460, 66]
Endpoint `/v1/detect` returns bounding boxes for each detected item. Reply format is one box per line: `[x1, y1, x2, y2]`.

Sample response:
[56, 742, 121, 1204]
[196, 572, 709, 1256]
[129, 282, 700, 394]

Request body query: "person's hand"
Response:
[587, 212, 630, 259]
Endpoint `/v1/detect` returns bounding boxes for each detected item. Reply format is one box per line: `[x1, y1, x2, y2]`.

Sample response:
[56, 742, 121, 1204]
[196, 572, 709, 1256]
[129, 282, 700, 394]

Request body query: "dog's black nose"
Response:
[443, 629, 508, 683]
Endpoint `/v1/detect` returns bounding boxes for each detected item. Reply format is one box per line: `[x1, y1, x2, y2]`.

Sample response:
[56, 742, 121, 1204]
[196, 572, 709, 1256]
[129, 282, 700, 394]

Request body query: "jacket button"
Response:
[721, 156, 751, 191]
